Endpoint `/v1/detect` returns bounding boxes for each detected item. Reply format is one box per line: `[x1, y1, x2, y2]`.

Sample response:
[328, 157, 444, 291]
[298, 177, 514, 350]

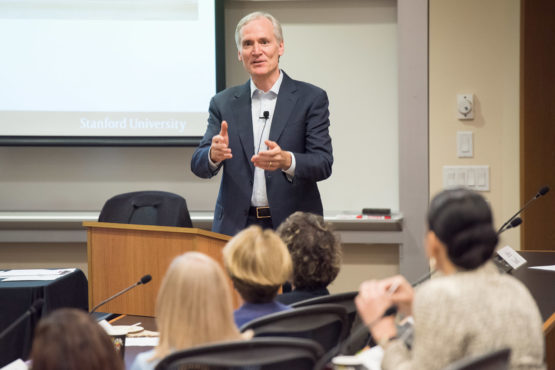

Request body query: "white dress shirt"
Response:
[209, 70, 296, 207]
[250, 72, 279, 206]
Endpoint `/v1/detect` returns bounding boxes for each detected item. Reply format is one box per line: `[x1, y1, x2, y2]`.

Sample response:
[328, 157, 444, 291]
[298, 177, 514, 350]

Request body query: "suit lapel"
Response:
[232, 81, 255, 175]
[270, 73, 298, 143]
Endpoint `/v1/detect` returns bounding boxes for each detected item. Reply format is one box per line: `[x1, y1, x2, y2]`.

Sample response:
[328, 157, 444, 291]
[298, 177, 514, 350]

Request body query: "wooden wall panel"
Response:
[520, 0, 555, 251]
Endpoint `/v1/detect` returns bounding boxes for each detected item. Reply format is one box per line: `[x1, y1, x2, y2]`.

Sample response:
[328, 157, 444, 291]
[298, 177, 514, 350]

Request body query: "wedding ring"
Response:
[269, 161, 272, 167]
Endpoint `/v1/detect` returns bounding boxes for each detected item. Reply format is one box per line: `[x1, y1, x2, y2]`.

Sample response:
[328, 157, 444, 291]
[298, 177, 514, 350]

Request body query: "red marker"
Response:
[356, 215, 392, 220]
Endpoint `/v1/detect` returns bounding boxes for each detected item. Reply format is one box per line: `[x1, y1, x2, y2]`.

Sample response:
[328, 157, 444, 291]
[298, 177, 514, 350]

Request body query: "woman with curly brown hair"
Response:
[276, 211, 342, 305]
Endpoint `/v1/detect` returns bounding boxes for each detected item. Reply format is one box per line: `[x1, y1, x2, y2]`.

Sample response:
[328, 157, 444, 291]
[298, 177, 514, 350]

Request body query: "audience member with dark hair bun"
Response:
[30, 308, 124, 370]
[355, 188, 545, 370]
[427, 187, 499, 270]
[223, 225, 293, 328]
[276, 211, 342, 305]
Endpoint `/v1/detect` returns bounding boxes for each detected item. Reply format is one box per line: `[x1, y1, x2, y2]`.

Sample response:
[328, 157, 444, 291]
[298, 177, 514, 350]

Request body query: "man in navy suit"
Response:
[191, 11, 333, 236]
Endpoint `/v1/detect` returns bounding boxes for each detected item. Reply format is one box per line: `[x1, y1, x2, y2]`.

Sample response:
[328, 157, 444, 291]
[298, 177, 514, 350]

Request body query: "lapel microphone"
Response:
[256, 111, 270, 154]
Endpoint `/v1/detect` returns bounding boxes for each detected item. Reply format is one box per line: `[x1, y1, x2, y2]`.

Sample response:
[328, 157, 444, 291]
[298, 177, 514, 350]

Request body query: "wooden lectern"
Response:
[83, 222, 235, 317]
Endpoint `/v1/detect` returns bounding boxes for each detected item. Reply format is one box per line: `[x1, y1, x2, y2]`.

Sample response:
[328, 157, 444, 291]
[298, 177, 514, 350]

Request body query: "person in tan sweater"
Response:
[355, 188, 545, 370]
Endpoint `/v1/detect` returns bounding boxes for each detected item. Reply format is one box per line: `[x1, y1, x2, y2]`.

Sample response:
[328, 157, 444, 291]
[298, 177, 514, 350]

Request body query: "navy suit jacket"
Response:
[191, 72, 333, 236]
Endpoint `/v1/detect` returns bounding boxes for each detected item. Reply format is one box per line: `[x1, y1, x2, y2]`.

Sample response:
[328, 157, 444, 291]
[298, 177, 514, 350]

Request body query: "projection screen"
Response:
[0, 0, 224, 146]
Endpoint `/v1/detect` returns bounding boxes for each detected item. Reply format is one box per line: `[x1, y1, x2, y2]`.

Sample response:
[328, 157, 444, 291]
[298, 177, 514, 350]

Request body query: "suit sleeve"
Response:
[292, 89, 333, 182]
[191, 97, 223, 179]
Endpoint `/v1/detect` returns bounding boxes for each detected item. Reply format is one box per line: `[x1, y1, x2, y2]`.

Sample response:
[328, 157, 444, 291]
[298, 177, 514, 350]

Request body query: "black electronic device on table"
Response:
[362, 208, 391, 216]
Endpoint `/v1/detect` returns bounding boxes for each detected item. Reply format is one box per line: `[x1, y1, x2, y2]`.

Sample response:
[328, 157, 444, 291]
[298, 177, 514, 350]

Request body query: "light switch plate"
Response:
[443, 165, 489, 191]
[457, 131, 473, 157]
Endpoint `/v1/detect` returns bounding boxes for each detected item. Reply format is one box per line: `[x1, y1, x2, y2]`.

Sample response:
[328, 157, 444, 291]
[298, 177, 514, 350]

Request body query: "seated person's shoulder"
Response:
[413, 274, 481, 315]
[416, 276, 461, 301]
[276, 300, 292, 311]
[276, 289, 328, 305]
[275, 292, 294, 305]
[496, 271, 539, 304]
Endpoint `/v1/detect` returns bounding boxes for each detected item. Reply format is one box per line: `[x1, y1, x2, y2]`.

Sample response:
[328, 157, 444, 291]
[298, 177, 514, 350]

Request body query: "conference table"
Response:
[0, 269, 88, 367]
[511, 251, 555, 323]
[510, 250, 555, 370]
[110, 314, 157, 369]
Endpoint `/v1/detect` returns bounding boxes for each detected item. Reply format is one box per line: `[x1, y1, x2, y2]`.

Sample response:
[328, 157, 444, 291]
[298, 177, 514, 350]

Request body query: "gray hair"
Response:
[235, 11, 283, 50]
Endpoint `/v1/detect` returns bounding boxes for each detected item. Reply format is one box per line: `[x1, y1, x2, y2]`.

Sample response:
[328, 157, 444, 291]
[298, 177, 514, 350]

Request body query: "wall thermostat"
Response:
[457, 94, 474, 120]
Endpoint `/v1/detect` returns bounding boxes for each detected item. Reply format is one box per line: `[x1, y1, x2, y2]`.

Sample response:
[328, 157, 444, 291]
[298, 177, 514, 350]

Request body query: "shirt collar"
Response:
[250, 70, 283, 98]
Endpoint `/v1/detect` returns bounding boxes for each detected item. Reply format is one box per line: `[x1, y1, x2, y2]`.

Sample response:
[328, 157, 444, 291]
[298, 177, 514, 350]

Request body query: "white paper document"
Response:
[0, 268, 75, 281]
[0, 359, 28, 370]
[357, 345, 384, 370]
[496, 246, 527, 270]
[126, 337, 159, 347]
[1, 276, 62, 281]
[529, 265, 555, 272]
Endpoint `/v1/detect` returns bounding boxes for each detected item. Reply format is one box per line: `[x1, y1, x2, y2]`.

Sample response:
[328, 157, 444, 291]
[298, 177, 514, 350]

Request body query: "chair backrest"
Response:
[154, 337, 325, 370]
[239, 304, 349, 353]
[98, 191, 192, 227]
[291, 291, 357, 327]
[291, 292, 369, 355]
[443, 347, 511, 370]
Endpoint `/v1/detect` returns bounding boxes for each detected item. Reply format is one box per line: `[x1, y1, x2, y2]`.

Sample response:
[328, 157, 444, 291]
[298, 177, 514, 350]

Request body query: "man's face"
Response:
[238, 17, 284, 82]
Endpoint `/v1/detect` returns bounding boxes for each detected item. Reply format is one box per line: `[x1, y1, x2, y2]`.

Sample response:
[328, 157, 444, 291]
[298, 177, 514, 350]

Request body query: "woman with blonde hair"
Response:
[223, 225, 293, 327]
[131, 252, 242, 370]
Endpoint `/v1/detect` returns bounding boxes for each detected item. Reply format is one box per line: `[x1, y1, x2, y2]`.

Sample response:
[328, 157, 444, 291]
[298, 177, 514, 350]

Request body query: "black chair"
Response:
[291, 292, 369, 355]
[239, 304, 349, 354]
[98, 190, 192, 227]
[154, 337, 325, 370]
[443, 348, 511, 370]
[291, 291, 358, 328]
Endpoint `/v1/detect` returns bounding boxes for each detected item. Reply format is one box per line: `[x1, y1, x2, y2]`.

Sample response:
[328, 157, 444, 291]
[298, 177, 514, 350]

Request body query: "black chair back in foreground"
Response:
[98, 190, 192, 227]
[239, 304, 349, 353]
[443, 347, 511, 370]
[154, 337, 324, 370]
[291, 291, 369, 355]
